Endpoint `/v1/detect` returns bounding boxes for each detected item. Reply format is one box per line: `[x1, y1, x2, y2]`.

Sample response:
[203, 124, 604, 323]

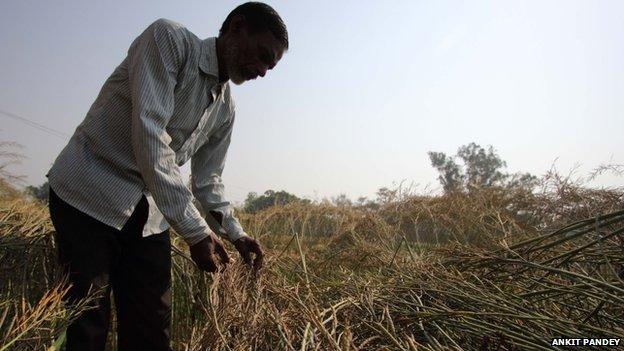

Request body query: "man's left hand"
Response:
[233, 236, 264, 270]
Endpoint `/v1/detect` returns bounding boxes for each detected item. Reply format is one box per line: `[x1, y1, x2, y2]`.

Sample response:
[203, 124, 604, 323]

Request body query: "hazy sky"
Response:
[1, 0, 622, 203]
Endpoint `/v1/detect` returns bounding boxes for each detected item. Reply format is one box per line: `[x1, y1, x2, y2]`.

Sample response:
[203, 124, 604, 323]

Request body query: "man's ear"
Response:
[228, 14, 247, 35]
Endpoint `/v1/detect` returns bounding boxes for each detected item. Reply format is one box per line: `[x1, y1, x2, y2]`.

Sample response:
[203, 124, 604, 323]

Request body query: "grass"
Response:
[1, 169, 623, 350]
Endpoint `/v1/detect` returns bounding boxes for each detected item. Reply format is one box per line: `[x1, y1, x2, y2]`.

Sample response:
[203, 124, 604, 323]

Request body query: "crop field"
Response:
[0, 172, 623, 350]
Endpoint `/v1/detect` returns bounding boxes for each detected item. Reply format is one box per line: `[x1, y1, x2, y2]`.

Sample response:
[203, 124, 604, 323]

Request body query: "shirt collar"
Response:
[199, 37, 219, 78]
[199, 36, 227, 101]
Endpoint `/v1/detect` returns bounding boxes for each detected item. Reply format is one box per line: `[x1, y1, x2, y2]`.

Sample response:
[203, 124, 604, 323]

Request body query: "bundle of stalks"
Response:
[210, 180, 622, 350]
[0, 280, 99, 351]
[0, 182, 97, 351]
[0, 192, 58, 299]
[170, 243, 397, 350]
[346, 209, 624, 350]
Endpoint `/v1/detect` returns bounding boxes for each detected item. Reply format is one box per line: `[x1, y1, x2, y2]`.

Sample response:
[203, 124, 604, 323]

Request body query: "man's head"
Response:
[217, 2, 288, 85]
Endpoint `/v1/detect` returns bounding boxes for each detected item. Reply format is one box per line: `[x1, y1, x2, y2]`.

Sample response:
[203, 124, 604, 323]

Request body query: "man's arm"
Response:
[190, 114, 247, 243]
[191, 115, 264, 269]
[127, 18, 213, 246]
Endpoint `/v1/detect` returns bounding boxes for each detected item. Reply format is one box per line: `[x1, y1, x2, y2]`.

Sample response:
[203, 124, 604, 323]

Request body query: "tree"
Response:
[25, 181, 50, 203]
[457, 143, 507, 189]
[428, 151, 464, 193]
[0, 141, 24, 185]
[375, 186, 398, 204]
[356, 196, 369, 206]
[331, 193, 352, 207]
[428, 142, 536, 193]
[243, 189, 309, 213]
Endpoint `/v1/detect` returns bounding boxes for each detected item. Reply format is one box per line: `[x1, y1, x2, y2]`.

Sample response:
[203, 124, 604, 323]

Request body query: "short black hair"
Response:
[219, 2, 288, 50]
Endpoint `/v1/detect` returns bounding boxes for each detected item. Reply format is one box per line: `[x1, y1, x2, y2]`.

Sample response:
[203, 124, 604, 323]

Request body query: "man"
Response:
[46, 2, 288, 350]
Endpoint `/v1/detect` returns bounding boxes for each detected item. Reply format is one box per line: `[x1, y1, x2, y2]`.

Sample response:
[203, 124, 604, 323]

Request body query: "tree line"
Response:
[25, 143, 537, 213]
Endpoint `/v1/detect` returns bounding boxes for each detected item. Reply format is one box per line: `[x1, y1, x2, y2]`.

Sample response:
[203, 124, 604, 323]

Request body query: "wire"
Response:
[0, 108, 71, 140]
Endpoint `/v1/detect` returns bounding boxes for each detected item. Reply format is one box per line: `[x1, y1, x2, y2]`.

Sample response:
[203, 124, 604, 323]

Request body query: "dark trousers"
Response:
[48, 187, 172, 351]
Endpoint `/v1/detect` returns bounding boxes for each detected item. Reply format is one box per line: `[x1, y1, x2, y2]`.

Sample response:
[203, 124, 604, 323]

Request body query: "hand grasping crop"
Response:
[189, 233, 230, 272]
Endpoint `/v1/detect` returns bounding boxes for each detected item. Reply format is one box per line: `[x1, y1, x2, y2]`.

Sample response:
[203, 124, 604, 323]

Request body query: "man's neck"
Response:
[215, 36, 229, 83]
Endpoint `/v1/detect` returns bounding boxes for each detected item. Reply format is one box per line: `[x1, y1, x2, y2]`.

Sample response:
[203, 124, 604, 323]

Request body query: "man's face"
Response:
[223, 28, 285, 85]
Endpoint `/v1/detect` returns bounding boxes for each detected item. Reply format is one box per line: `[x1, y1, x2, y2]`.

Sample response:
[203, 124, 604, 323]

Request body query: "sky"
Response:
[0, 0, 623, 204]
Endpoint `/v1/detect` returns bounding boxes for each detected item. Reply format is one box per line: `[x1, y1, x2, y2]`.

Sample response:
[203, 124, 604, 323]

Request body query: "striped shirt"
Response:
[46, 18, 247, 245]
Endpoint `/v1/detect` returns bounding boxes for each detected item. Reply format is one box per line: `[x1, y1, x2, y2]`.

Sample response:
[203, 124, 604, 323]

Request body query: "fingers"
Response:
[234, 237, 253, 266]
[241, 246, 253, 266]
[251, 240, 264, 270]
[190, 235, 230, 273]
[199, 253, 217, 273]
[214, 240, 230, 266]
[232, 236, 264, 270]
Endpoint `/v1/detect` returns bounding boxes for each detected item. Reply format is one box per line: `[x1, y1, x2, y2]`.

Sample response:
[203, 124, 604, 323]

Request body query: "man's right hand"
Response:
[189, 234, 230, 272]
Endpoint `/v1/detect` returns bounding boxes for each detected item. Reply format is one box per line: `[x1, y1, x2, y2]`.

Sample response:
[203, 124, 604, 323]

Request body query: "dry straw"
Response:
[1, 167, 622, 350]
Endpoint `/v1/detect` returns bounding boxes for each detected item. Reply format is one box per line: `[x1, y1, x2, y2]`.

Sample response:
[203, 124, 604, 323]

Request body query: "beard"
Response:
[223, 42, 247, 85]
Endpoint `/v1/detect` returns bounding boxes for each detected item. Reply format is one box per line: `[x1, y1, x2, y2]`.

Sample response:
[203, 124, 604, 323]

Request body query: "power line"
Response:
[0, 108, 71, 140]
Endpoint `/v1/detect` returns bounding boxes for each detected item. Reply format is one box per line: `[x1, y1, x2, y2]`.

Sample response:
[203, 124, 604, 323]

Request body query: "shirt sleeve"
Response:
[128, 18, 212, 246]
[190, 114, 248, 243]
